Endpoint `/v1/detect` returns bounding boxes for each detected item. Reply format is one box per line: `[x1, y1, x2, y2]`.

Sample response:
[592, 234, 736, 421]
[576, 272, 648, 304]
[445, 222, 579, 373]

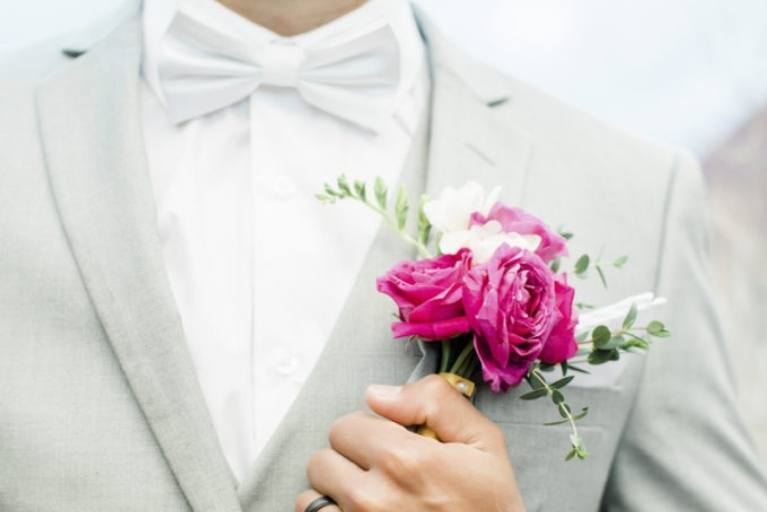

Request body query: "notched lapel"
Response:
[36, 20, 241, 512]
[417, 8, 534, 204]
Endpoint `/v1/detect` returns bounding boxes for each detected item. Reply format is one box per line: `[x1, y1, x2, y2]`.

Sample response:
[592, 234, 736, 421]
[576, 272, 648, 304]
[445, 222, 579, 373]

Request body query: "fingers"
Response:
[306, 448, 368, 511]
[295, 489, 341, 512]
[365, 374, 505, 450]
[329, 411, 412, 470]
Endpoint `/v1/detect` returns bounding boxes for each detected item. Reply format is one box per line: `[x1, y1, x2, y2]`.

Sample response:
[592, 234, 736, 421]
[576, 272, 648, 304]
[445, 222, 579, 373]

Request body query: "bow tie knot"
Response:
[260, 43, 306, 88]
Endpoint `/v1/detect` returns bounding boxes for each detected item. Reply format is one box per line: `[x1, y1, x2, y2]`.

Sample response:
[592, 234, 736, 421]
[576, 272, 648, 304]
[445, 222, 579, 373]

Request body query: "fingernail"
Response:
[367, 384, 401, 399]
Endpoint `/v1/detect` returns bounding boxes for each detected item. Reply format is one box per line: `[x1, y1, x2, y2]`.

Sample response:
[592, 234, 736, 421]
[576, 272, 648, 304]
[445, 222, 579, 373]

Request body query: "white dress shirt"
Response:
[140, 0, 428, 482]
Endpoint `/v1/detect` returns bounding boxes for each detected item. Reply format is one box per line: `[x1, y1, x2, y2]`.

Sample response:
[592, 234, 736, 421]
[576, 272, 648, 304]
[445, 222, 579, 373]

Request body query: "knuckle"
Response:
[422, 374, 450, 395]
[329, 411, 365, 445]
[376, 441, 429, 479]
[306, 448, 333, 481]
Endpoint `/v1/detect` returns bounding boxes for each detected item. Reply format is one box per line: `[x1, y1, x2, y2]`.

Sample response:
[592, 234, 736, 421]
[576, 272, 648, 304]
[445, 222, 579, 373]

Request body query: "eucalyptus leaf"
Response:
[592, 325, 611, 348]
[374, 176, 388, 210]
[353, 180, 367, 200]
[520, 388, 548, 400]
[337, 175, 351, 195]
[623, 302, 638, 330]
[613, 255, 629, 268]
[574, 254, 590, 275]
[395, 185, 409, 231]
[566, 364, 590, 374]
[551, 376, 575, 389]
[588, 349, 615, 365]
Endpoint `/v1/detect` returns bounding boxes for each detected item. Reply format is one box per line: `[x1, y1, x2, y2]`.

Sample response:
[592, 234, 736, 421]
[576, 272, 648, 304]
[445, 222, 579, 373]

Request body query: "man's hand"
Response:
[295, 375, 526, 512]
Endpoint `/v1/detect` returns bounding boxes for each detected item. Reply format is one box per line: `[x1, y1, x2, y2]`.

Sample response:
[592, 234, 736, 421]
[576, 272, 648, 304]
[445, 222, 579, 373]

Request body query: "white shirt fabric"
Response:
[140, 0, 428, 482]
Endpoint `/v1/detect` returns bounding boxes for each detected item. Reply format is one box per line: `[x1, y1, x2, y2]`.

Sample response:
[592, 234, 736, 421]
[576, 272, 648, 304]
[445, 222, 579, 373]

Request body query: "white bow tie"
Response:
[157, 3, 402, 132]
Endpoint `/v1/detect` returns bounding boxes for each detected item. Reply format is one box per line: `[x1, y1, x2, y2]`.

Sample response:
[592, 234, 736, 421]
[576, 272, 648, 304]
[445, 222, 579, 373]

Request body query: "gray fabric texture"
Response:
[1, 9, 766, 512]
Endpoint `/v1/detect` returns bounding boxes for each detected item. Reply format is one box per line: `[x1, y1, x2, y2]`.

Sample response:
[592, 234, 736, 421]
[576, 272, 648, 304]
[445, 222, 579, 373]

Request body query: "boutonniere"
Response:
[317, 177, 670, 461]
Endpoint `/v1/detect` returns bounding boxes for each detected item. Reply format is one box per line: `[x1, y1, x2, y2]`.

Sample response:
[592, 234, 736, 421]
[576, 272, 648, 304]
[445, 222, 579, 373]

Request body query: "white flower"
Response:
[422, 182, 501, 234]
[440, 220, 541, 264]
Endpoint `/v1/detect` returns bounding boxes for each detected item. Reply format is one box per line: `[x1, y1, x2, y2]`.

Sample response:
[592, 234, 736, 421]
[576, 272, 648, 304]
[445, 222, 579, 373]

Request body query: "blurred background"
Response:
[2, 0, 765, 459]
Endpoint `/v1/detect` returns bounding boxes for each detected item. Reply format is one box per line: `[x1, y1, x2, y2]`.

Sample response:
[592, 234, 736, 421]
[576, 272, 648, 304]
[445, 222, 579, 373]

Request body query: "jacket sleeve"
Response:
[601, 151, 767, 510]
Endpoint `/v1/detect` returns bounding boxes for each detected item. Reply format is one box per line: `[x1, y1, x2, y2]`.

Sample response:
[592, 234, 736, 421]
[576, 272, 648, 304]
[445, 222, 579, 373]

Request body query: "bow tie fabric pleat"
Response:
[158, 4, 402, 132]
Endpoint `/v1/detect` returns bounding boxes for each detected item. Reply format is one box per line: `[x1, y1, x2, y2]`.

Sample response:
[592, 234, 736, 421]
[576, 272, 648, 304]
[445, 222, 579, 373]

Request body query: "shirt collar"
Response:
[141, 0, 426, 131]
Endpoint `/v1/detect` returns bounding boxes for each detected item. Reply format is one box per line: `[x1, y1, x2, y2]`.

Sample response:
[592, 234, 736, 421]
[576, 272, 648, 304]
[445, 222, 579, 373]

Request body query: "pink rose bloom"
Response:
[463, 244, 558, 392]
[471, 204, 568, 263]
[377, 249, 472, 340]
[538, 275, 579, 364]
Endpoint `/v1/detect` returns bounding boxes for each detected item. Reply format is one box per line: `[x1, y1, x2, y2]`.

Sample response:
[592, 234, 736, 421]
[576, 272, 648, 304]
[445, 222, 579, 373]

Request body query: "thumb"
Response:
[365, 375, 503, 450]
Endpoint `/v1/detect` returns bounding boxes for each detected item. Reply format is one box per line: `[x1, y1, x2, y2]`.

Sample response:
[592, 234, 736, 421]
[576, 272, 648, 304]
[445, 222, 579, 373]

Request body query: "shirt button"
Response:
[271, 175, 297, 200]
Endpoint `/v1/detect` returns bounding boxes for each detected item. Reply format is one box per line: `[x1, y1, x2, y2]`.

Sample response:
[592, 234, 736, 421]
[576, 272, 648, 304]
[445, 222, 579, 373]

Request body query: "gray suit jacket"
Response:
[1, 8, 766, 512]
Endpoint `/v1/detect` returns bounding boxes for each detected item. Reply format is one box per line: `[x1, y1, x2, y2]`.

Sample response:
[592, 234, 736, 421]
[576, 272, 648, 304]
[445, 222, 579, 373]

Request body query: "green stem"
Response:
[440, 340, 452, 373]
[530, 367, 582, 449]
[450, 341, 476, 377]
[357, 197, 432, 258]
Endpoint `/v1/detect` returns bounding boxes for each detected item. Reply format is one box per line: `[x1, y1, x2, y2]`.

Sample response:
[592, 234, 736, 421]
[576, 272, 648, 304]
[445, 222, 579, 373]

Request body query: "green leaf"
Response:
[576, 302, 596, 310]
[558, 228, 574, 241]
[353, 180, 367, 200]
[551, 376, 574, 389]
[596, 264, 608, 288]
[603, 334, 626, 350]
[565, 449, 577, 461]
[558, 403, 572, 418]
[623, 302, 638, 330]
[573, 407, 589, 421]
[588, 349, 617, 365]
[592, 325, 611, 348]
[647, 320, 664, 335]
[613, 255, 629, 268]
[417, 195, 432, 246]
[336, 175, 351, 196]
[394, 185, 409, 231]
[566, 363, 590, 374]
[315, 193, 334, 204]
[323, 183, 338, 197]
[647, 320, 670, 337]
[551, 390, 565, 405]
[520, 388, 548, 400]
[550, 257, 561, 273]
[539, 363, 556, 373]
[574, 254, 590, 275]
[374, 176, 388, 210]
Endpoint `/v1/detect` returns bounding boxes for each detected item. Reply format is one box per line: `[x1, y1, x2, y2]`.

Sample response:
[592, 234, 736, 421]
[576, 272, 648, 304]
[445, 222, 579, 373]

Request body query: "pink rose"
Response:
[462, 244, 558, 392]
[471, 204, 568, 263]
[377, 249, 473, 340]
[538, 275, 579, 364]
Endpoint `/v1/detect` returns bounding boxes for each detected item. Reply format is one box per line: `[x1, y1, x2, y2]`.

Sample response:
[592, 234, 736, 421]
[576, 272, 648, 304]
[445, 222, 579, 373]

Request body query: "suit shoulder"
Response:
[504, 72, 683, 187]
[432, 38, 685, 192]
[0, 38, 72, 92]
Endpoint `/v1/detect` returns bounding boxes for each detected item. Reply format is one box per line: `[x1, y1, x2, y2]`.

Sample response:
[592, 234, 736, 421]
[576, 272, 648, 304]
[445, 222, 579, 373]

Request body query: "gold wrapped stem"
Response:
[416, 373, 476, 440]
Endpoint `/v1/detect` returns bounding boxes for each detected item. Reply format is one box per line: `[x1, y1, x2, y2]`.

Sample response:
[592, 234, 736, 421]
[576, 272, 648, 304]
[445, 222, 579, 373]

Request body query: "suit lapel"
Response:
[418, 10, 534, 205]
[36, 20, 242, 512]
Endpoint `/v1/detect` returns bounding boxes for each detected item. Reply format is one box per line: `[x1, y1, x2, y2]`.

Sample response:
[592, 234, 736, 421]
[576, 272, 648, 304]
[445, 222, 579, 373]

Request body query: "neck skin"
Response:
[217, 0, 368, 36]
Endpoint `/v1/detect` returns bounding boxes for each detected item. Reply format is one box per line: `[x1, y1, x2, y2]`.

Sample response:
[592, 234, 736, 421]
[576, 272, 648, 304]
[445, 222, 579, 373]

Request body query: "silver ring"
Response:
[305, 495, 336, 512]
